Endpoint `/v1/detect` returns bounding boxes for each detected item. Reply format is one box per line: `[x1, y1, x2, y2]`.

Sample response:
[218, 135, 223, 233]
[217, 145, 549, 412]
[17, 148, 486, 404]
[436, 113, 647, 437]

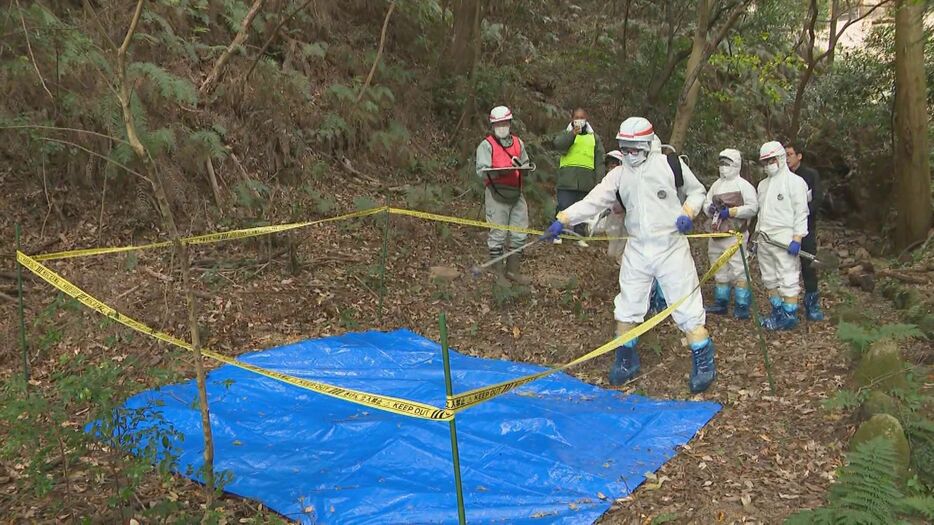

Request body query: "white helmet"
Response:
[759, 140, 787, 176]
[616, 117, 655, 150]
[759, 141, 786, 162]
[489, 106, 513, 123]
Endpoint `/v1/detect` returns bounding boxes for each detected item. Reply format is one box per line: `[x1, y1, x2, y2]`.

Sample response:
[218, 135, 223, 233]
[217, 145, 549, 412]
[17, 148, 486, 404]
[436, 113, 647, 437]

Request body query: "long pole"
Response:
[739, 242, 776, 394]
[377, 210, 391, 324]
[440, 312, 467, 524]
[15, 223, 29, 383]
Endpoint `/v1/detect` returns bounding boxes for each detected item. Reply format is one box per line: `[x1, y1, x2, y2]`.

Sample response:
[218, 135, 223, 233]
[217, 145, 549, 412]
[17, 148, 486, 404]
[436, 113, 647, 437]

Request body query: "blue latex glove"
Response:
[675, 215, 693, 234]
[787, 240, 801, 256]
[707, 203, 718, 216]
[717, 207, 731, 221]
[543, 220, 565, 240]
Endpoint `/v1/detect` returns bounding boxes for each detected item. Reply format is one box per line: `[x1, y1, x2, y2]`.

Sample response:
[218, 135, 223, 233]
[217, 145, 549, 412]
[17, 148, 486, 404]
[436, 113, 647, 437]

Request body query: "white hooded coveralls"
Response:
[703, 149, 758, 285]
[756, 151, 810, 298]
[559, 151, 708, 332]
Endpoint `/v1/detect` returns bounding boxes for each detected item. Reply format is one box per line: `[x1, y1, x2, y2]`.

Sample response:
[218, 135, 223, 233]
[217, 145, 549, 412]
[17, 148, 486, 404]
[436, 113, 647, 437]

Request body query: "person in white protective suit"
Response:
[544, 117, 717, 393]
[702, 148, 758, 319]
[755, 140, 810, 330]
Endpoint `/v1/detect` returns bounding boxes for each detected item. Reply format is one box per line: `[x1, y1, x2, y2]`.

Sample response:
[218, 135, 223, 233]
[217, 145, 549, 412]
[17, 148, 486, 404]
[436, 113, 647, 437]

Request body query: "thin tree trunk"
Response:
[442, 0, 482, 78]
[115, 0, 216, 504]
[200, 0, 267, 95]
[356, 1, 396, 103]
[827, 0, 839, 65]
[669, 0, 712, 150]
[893, 0, 932, 249]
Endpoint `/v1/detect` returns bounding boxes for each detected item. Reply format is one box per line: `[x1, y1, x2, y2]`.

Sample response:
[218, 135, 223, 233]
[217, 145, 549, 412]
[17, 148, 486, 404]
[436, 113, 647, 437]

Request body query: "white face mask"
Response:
[719, 164, 740, 179]
[493, 126, 510, 139]
[573, 119, 587, 130]
[764, 163, 780, 176]
[623, 151, 647, 167]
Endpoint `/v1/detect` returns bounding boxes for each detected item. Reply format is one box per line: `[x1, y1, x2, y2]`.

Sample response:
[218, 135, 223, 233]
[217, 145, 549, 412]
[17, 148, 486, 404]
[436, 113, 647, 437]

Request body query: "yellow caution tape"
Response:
[386, 207, 733, 241]
[445, 236, 742, 412]
[32, 207, 390, 262]
[17, 250, 452, 421]
[32, 206, 732, 261]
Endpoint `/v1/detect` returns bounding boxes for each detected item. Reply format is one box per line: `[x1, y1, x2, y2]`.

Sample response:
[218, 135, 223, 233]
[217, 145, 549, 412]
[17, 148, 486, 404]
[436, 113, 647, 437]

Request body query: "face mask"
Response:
[493, 126, 510, 139]
[573, 119, 587, 130]
[623, 151, 647, 167]
[764, 163, 780, 176]
[718, 163, 740, 179]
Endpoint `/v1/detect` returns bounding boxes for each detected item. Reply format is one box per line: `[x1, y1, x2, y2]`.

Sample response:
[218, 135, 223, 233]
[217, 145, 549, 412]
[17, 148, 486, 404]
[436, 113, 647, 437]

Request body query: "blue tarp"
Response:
[116, 329, 719, 524]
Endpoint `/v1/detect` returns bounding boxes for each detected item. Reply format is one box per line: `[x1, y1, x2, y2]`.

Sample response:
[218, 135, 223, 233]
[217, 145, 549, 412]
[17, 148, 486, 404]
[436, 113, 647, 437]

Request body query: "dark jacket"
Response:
[792, 164, 822, 229]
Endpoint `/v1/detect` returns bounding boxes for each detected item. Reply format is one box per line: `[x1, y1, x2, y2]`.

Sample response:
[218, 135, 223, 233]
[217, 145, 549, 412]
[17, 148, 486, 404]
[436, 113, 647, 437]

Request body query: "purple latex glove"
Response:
[787, 240, 801, 256]
[676, 215, 693, 234]
[543, 220, 565, 240]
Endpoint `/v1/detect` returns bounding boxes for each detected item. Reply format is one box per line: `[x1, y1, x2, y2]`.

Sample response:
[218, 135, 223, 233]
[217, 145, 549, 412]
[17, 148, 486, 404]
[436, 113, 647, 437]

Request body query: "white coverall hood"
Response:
[718, 148, 742, 180]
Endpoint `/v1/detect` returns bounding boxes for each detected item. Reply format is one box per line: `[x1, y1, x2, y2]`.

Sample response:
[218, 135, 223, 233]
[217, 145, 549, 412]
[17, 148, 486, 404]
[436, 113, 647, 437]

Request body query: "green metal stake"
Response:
[376, 210, 391, 324]
[15, 223, 29, 383]
[739, 242, 776, 394]
[440, 312, 467, 525]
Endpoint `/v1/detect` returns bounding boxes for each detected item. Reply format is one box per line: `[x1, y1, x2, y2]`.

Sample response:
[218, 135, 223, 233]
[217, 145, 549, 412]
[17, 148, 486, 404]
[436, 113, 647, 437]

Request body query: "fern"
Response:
[821, 389, 866, 411]
[300, 42, 329, 60]
[785, 437, 931, 524]
[187, 129, 228, 161]
[897, 496, 934, 520]
[836, 321, 925, 357]
[128, 62, 198, 106]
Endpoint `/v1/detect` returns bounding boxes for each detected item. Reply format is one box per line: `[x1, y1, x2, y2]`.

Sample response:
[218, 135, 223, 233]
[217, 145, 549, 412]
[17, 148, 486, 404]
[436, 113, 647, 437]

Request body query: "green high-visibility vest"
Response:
[559, 133, 596, 170]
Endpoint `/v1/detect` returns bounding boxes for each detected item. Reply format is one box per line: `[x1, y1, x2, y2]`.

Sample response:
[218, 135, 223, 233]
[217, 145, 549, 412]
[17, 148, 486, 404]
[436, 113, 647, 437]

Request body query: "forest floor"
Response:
[0, 185, 928, 524]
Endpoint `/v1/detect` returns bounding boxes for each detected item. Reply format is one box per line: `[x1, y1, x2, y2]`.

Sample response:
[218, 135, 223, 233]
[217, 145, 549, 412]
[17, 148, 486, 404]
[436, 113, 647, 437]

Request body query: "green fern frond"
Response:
[188, 129, 228, 161]
[876, 324, 926, 341]
[897, 496, 934, 520]
[128, 62, 198, 106]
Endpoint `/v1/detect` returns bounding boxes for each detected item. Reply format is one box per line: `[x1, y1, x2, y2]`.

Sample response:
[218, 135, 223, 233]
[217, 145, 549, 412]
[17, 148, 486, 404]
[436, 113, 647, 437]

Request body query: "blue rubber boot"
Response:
[649, 281, 667, 315]
[804, 292, 825, 321]
[688, 338, 717, 393]
[763, 302, 800, 331]
[705, 284, 730, 315]
[760, 296, 782, 327]
[733, 287, 751, 320]
[609, 339, 640, 386]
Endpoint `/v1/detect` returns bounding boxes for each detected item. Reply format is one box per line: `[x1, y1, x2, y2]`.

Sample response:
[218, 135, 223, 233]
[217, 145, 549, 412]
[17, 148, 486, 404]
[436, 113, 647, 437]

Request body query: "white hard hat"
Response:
[489, 106, 513, 123]
[616, 117, 655, 149]
[605, 150, 625, 163]
[759, 141, 785, 161]
[719, 148, 742, 164]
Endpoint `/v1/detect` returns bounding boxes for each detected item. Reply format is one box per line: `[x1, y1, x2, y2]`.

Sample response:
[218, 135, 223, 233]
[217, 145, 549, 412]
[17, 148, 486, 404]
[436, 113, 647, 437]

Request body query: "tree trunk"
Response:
[827, 0, 839, 65]
[669, 0, 711, 151]
[116, 0, 216, 504]
[442, 0, 482, 78]
[893, 0, 932, 249]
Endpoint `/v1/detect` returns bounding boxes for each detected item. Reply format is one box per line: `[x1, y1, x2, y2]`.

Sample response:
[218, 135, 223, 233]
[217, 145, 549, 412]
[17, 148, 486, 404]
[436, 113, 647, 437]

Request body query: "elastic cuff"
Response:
[782, 295, 798, 305]
[734, 280, 747, 288]
[681, 205, 695, 217]
[728, 207, 738, 218]
[556, 211, 570, 225]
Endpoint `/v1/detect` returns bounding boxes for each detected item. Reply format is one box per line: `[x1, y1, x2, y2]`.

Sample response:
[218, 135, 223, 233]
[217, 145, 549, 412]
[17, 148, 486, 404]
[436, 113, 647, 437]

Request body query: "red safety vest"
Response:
[484, 135, 522, 189]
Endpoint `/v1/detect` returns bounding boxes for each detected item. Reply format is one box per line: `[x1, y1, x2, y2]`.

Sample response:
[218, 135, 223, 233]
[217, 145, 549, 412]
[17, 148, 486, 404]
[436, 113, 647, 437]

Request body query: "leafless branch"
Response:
[356, 1, 396, 103]
[37, 137, 150, 183]
[0, 124, 130, 145]
[14, 0, 54, 101]
[244, 0, 314, 83]
[200, 0, 267, 95]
